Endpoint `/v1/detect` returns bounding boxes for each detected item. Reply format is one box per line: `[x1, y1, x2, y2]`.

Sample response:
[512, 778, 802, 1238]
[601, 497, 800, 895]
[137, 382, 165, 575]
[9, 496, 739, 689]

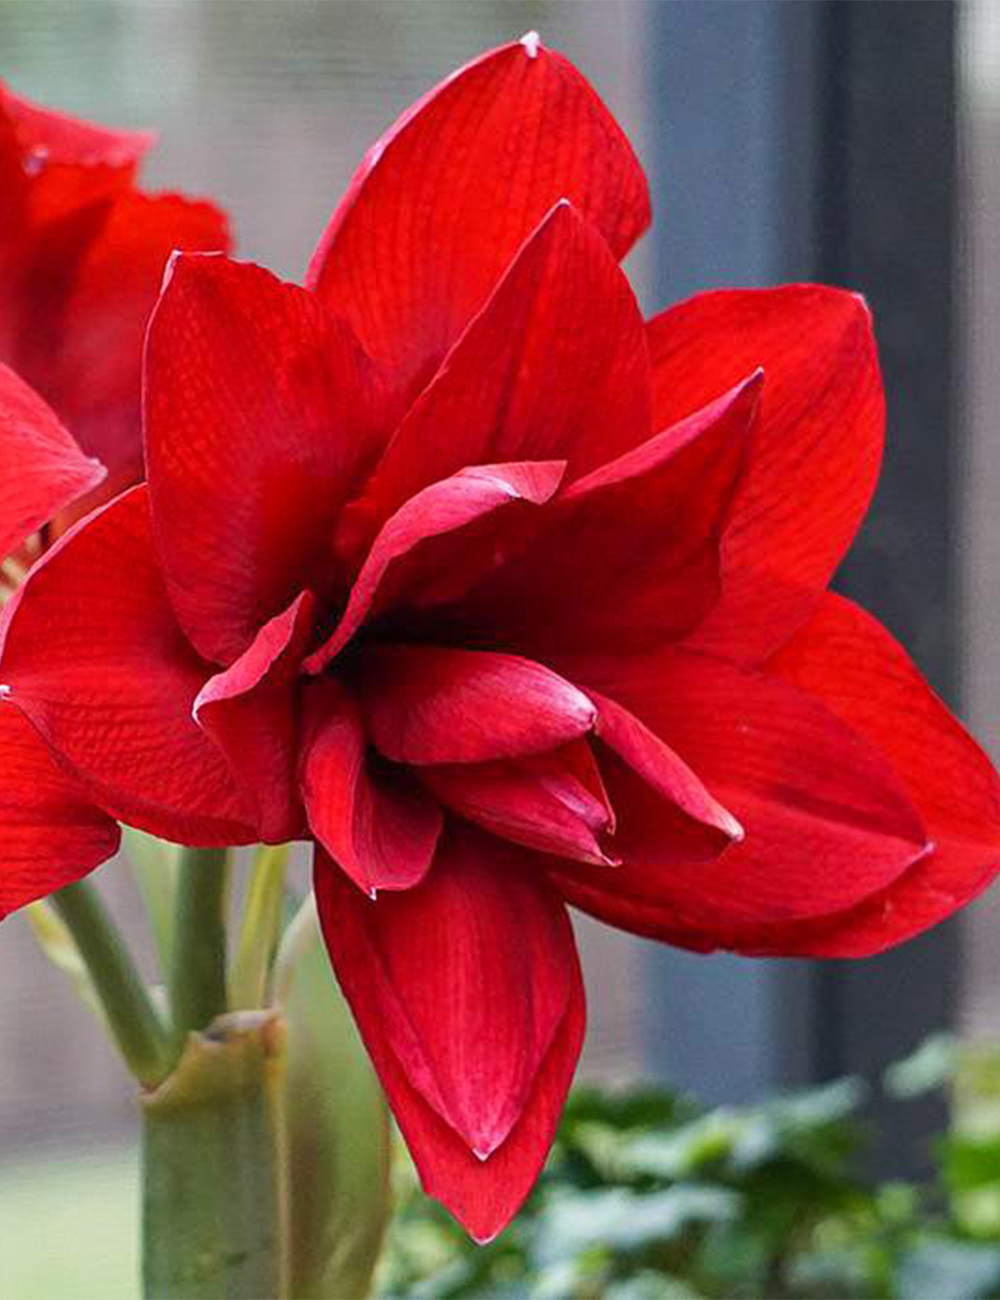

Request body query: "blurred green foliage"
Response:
[12, 1037, 1000, 1298]
[377, 1037, 1000, 1300]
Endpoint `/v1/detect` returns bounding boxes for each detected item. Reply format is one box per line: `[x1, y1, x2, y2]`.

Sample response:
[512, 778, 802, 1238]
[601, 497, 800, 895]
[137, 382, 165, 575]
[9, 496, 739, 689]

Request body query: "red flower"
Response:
[0, 363, 120, 913]
[0, 78, 230, 492]
[3, 37, 1000, 1238]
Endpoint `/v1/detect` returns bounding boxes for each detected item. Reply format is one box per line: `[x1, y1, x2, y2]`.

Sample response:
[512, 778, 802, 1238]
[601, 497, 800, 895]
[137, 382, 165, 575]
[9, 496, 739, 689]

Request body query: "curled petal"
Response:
[421, 742, 616, 866]
[145, 254, 387, 665]
[301, 680, 442, 896]
[734, 594, 1000, 955]
[362, 202, 651, 522]
[0, 363, 103, 560]
[194, 592, 315, 844]
[0, 486, 254, 844]
[305, 460, 566, 673]
[592, 691, 742, 858]
[354, 645, 596, 766]
[315, 830, 585, 1239]
[649, 286, 884, 662]
[451, 372, 760, 656]
[308, 37, 650, 404]
[0, 701, 120, 918]
[555, 648, 929, 928]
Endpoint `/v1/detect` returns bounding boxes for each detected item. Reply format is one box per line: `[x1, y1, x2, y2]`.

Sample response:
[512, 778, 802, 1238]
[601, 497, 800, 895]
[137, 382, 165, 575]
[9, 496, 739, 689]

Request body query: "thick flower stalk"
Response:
[3, 35, 1000, 1247]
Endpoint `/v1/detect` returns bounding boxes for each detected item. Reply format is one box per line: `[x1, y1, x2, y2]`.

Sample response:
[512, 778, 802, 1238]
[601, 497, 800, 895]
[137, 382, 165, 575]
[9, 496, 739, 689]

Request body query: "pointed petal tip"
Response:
[160, 247, 184, 296]
[520, 30, 542, 59]
[159, 235, 232, 298]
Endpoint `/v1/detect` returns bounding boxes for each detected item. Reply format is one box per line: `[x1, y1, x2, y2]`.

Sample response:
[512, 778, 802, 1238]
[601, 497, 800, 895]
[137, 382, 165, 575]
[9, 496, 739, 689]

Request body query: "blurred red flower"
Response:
[0, 363, 120, 910]
[3, 37, 1000, 1239]
[0, 78, 229, 497]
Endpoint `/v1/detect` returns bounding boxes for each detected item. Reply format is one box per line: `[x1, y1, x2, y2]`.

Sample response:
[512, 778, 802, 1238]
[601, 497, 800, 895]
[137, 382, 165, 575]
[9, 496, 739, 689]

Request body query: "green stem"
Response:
[168, 846, 230, 1058]
[229, 844, 289, 1011]
[272, 890, 319, 1006]
[50, 880, 170, 1087]
[141, 1010, 289, 1299]
[123, 826, 178, 975]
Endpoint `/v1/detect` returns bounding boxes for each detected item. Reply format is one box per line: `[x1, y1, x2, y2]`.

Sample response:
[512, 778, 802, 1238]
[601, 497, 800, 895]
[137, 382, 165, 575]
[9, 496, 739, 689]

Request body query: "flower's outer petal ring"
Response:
[0, 485, 255, 844]
[551, 646, 929, 928]
[649, 286, 884, 663]
[0, 363, 104, 561]
[308, 36, 650, 407]
[0, 700, 120, 918]
[145, 253, 387, 666]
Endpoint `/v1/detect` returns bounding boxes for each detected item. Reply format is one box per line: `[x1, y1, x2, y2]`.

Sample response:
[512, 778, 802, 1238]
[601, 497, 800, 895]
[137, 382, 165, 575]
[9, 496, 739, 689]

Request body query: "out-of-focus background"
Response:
[0, 1, 999, 1295]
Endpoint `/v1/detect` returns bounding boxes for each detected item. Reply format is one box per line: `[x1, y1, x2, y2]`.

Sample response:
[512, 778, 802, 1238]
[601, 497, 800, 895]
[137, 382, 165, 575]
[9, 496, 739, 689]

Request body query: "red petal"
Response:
[305, 460, 566, 673]
[193, 591, 315, 844]
[743, 594, 1000, 955]
[307, 37, 649, 405]
[354, 645, 596, 766]
[300, 679, 443, 896]
[0, 81, 153, 170]
[0, 701, 120, 917]
[553, 648, 928, 928]
[0, 81, 152, 227]
[421, 742, 616, 866]
[0, 486, 255, 844]
[449, 373, 760, 656]
[5, 197, 112, 387]
[648, 287, 884, 662]
[0, 109, 26, 252]
[144, 253, 387, 665]
[35, 190, 230, 472]
[0, 363, 103, 560]
[314, 829, 584, 1239]
[360, 202, 650, 523]
[592, 690, 742, 856]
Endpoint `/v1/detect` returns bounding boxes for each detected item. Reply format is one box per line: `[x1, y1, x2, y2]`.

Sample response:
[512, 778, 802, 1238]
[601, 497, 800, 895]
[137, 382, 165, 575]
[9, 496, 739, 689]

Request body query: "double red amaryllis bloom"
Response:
[0, 77, 229, 493]
[3, 36, 1000, 1240]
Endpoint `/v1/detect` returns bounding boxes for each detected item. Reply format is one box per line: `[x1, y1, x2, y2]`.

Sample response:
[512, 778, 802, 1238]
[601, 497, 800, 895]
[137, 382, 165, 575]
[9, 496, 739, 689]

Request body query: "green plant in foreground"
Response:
[378, 1038, 1000, 1300]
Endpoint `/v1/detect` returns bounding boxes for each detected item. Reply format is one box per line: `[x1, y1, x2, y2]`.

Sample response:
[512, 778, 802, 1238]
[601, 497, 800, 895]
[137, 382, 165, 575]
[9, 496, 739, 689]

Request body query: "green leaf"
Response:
[282, 895, 392, 1300]
[533, 1185, 740, 1264]
[604, 1272, 704, 1300]
[884, 1034, 957, 1099]
[729, 1077, 866, 1174]
[943, 1135, 1000, 1193]
[618, 1111, 741, 1180]
[895, 1239, 1000, 1300]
